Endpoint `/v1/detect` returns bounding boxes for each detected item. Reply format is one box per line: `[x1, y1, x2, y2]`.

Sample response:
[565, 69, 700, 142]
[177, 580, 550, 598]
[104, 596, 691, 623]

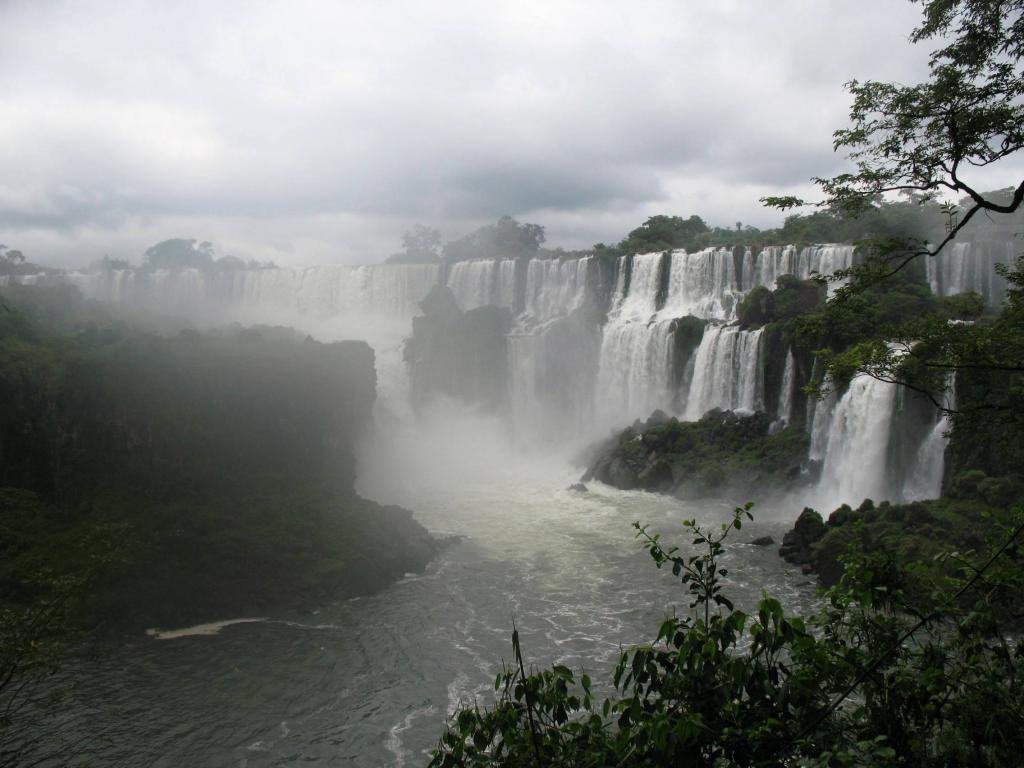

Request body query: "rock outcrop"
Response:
[778, 508, 827, 573]
[582, 408, 810, 500]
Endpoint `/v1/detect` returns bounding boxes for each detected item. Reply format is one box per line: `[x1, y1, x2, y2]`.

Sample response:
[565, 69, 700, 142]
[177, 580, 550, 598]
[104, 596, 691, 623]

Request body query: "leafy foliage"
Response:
[759, 1, 1024, 431]
[443, 216, 546, 262]
[584, 410, 809, 498]
[431, 505, 1024, 767]
[617, 215, 710, 255]
[388, 224, 443, 264]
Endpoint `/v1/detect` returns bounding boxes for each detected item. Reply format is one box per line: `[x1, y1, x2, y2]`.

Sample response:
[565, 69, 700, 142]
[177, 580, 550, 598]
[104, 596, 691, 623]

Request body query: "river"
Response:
[28, 398, 817, 767]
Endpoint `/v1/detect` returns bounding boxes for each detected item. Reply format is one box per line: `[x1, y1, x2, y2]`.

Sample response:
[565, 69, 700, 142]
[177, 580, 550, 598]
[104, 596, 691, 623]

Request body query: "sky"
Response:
[0, 0, 1011, 267]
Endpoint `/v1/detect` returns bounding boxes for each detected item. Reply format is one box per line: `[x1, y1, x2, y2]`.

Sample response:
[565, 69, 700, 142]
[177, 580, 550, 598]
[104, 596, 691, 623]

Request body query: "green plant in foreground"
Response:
[430, 504, 1024, 767]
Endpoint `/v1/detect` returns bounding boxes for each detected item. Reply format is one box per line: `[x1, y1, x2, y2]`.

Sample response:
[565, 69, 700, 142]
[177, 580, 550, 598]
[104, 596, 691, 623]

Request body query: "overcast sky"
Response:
[1, 0, 1008, 267]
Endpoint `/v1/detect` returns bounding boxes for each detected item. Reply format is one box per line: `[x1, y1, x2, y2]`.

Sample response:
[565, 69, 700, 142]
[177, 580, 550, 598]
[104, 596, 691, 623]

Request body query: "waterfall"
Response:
[507, 318, 599, 444]
[522, 257, 592, 320]
[904, 419, 950, 501]
[594, 253, 674, 426]
[926, 240, 1016, 307]
[595, 320, 676, 427]
[807, 387, 835, 464]
[507, 257, 599, 442]
[614, 252, 663, 317]
[12, 239, 979, 488]
[444, 260, 497, 311]
[446, 259, 517, 311]
[771, 348, 796, 431]
[905, 377, 956, 501]
[750, 244, 855, 296]
[661, 248, 742, 319]
[683, 325, 764, 419]
[814, 375, 898, 509]
[62, 264, 440, 319]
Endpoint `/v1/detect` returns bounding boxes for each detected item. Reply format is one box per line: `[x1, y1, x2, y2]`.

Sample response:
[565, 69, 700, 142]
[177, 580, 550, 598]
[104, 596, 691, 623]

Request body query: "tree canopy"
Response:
[443, 216, 546, 262]
[387, 224, 443, 264]
[764, 0, 1024, 263]
[618, 214, 710, 254]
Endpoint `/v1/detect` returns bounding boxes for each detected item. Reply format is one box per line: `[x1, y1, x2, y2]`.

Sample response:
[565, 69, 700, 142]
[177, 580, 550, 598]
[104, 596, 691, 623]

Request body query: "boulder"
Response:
[607, 457, 638, 490]
[779, 507, 826, 567]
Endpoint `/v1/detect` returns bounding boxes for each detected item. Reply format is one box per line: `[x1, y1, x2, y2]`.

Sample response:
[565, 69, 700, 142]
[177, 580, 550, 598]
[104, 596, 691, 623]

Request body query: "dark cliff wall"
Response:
[0, 284, 435, 630]
[405, 285, 512, 411]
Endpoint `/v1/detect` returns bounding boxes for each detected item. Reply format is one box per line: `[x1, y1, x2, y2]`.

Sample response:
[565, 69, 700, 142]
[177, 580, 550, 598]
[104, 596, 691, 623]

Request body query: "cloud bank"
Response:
[0, 0, 951, 266]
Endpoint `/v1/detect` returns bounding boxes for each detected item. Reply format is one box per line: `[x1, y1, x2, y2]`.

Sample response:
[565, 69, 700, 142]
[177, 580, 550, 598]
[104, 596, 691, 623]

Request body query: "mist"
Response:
[3, 1, 1024, 765]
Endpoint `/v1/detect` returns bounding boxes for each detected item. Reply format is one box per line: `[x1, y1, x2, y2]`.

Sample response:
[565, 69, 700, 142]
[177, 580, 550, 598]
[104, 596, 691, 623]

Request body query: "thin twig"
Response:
[512, 621, 545, 768]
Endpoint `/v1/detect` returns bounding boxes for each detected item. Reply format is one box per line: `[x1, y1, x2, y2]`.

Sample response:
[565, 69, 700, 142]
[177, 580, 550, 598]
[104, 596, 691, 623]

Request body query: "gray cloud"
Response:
[0, 0, 955, 266]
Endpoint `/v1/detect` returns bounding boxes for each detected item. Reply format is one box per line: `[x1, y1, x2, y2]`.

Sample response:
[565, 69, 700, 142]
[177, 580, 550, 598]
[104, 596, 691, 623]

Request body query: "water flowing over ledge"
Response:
[6, 237, 999, 508]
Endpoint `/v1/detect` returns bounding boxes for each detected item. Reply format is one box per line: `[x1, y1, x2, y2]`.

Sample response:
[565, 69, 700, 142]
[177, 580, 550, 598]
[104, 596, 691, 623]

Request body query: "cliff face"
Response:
[405, 285, 512, 411]
[2, 328, 377, 499]
[0, 285, 435, 630]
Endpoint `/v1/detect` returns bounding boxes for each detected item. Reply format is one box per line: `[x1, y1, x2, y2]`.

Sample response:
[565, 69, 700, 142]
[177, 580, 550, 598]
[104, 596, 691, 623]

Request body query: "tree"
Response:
[764, 0, 1024, 275]
[88, 255, 133, 272]
[141, 239, 216, 270]
[618, 214, 709, 254]
[0, 246, 25, 271]
[443, 216, 545, 261]
[386, 224, 443, 264]
[761, 0, 1024, 442]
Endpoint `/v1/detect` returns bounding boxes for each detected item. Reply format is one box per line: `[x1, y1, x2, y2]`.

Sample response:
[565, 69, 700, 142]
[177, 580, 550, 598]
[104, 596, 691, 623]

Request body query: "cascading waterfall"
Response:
[595, 253, 676, 426]
[62, 264, 441, 319]
[905, 377, 956, 501]
[745, 244, 856, 296]
[522, 257, 591, 320]
[926, 240, 1017, 307]
[507, 257, 599, 443]
[661, 248, 742, 319]
[595, 321, 677, 428]
[14, 238, 990, 508]
[683, 325, 764, 420]
[814, 375, 898, 509]
[771, 348, 796, 431]
[446, 259, 517, 311]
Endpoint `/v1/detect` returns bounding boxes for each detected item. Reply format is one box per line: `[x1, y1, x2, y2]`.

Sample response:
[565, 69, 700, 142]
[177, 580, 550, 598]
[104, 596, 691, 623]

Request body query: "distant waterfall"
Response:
[63, 264, 441, 319]
[771, 348, 796, 431]
[507, 257, 598, 442]
[905, 377, 955, 501]
[20, 240, 988, 481]
[926, 240, 1016, 308]
[683, 325, 764, 419]
[446, 259, 516, 311]
[814, 375, 898, 509]
[745, 244, 856, 296]
[522, 257, 592, 320]
[662, 248, 742, 319]
[507, 317, 600, 444]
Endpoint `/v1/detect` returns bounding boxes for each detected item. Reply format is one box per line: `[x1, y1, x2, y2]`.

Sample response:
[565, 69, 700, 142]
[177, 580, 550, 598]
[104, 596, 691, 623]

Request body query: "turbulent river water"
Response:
[30, 401, 818, 768]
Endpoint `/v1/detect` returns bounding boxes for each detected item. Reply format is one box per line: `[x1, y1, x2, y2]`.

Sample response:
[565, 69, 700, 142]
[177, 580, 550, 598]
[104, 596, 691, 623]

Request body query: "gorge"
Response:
[14, 235, 1014, 507]
[2, 226, 1020, 766]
